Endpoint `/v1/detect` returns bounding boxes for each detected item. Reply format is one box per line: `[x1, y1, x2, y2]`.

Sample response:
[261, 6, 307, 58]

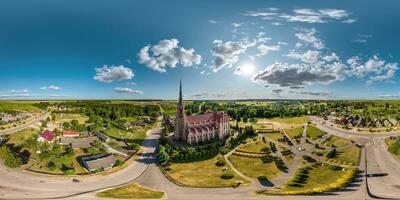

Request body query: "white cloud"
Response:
[113, 87, 144, 95]
[93, 65, 134, 83]
[40, 85, 61, 90]
[346, 55, 398, 84]
[8, 89, 29, 93]
[211, 40, 256, 72]
[138, 38, 202, 73]
[208, 19, 217, 24]
[257, 44, 281, 56]
[245, 8, 353, 24]
[353, 34, 372, 43]
[232, 22, 244, 27]
[295, 28, 324, 49]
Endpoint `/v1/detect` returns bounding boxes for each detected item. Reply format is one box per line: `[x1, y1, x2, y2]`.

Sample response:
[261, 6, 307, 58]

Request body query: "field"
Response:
[259, 164, 355, 195]
[228, 154, 281, 180]
[164, 156, 249, 187]
[235, 101, 271, 106]
[5, 128, 38, 145]
[54, 113, 88, 124]
[0, 101, 40, 111]
[306, 125, 326, 140]
[96, 183, 164, 199]
[285, 127, 304, 139]
[324, 136, 352, 147]
[237, 140, 268, 153]
[105, 127, 147, 143]
[335, 146, 361, 165]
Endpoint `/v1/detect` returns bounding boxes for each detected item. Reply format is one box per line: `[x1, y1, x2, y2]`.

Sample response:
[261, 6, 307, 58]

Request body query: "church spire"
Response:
[179, 79, 183, 105]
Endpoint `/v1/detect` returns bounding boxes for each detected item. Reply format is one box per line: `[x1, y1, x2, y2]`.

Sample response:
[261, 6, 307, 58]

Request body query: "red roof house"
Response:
[38, 130, 55, 142]
[62, 131, 79, 137]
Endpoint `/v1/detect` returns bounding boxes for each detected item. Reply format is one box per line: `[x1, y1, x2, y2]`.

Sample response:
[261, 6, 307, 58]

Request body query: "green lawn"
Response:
[268, 116, 310, 125]
[259, 164, 355, 195]
[306, 126, 326, 140]
[54, 113, 88, 124]
[285, 127, 304, 139]
[164, 156, 249, 187]
[228, 154, 281, 180]
[96, 183, 164, 199]
[105, 127, 147, 142]
[0, 101, 40, 111]
[263, 132, 284, 141]
[324, 136, 352, 147]
[237, 140, 268, 153]
[6, 128, 38, 145]
[335, 146, 361, 165]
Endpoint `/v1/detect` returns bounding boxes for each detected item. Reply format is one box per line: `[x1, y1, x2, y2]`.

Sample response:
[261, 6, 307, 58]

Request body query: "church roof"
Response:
[186, 111, 225, 124]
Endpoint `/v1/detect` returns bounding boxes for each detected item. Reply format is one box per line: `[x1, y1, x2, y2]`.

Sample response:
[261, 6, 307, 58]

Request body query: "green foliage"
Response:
[260, 155, 275, 163]
[157, 146, 170, 166]
[326, 148, 337, 159]
[0, 146, 22, 168]
[215, 159, 226, 166]
[221, 172, 234, 179]
[388, 141, 400, 155]
[114, 159, 125, 167]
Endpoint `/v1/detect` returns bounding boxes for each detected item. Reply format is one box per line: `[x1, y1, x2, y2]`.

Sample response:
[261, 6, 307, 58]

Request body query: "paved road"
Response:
[0, 112, 50, 136]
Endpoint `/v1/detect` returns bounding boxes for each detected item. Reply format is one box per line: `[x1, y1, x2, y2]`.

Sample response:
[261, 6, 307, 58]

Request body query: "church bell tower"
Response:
[174, 80, 186, 141]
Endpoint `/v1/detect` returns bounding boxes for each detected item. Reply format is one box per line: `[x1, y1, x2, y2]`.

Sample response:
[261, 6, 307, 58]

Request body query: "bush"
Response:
[260, 155, 275, 163]
[63, 169, 75, 175]
[221, 172, 234, 179]
[328, 165, 342, 171]
[215, 159, 226, 166]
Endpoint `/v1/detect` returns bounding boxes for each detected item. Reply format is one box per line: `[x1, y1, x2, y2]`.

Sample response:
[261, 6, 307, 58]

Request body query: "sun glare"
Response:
[238, 63, 255, 76]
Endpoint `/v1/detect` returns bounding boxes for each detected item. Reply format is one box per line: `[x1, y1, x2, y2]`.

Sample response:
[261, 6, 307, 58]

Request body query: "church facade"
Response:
[174, 81, 230, 144]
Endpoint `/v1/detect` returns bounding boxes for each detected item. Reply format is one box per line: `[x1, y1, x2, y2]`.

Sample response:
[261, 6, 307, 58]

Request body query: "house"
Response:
[59, 136, 97, 148]
[38, 130, 55, 142]
[94, 131, 110, 142]
[81, 153, 116, 171]
[62, 131, 80, 137]
[122, 122, 133, 130]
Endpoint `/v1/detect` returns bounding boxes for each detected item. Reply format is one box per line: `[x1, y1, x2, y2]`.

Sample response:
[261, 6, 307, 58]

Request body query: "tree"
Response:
[157, 146, 170, 166]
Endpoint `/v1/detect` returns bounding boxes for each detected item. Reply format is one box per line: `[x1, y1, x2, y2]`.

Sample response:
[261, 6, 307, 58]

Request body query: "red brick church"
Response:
[174, 81, 230, 144]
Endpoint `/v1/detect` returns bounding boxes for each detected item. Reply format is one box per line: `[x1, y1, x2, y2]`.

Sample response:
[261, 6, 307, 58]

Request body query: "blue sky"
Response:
[0, 0, 399, 100]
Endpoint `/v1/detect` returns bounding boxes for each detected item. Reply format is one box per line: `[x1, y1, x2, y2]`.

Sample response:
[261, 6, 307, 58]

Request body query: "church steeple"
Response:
[175, 80, 186, 142]
[179, 79, 183, 105]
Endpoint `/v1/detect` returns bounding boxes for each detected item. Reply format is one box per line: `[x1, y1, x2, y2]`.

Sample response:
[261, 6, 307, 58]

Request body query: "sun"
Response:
[236, 63, 255, 76]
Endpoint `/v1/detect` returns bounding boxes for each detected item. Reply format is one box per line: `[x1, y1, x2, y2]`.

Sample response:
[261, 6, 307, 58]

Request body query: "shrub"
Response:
[216, 159, 226, 166]
[328, 165, 342, 171]
[221, 172, 234, 179]
[260, 155, 275, 163]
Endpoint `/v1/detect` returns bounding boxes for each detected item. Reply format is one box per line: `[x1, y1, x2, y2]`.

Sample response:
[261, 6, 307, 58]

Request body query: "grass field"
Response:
[237, 140, 268, 153]
[54, 113, 88, 124]
[267, 116, 310, 125]
[96, 183, 164, 199]
[306, 126, 326, 140]
[260, 164, 352, 195]
[5, 128, 38, 145]
[235, 101, 271, 106]
[263, 132, 284, 141]
[0, 101, 40, 111]
[228, 154, 281, 180]
[335, 146, 361, 165]
[285, 127, 304, 139]
[105, 127, 147, 143]
[324, 136, 352, 147]
[164, 156, 248, 187]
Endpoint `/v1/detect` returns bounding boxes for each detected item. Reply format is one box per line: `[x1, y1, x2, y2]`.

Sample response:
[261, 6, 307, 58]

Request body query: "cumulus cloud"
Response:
[295, 28, 324, 49]
[379, 94, 400, 99]
[93, 65, 134, 83]
[113, 87, 144, 95]
[346, 55, 398, 84]
[272, 89, 283, 97]
[252, 63, 338, 87]
[211, 40, 256, 72]
[257, 44, 281, 56]
[208, 19, 217, 24]
[40, 85, 61, 90]
[138, 38, 201, 73]
[353, 34, 372, 43]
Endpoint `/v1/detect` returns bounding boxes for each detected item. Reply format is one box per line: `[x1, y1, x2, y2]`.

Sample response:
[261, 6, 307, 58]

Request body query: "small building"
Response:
[62, 131, 80, 137]
[94, 131, 110, 142]
[38, 130, 55, 142]
[59, 136, 97, 148]
[81, 153, 116, 172]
